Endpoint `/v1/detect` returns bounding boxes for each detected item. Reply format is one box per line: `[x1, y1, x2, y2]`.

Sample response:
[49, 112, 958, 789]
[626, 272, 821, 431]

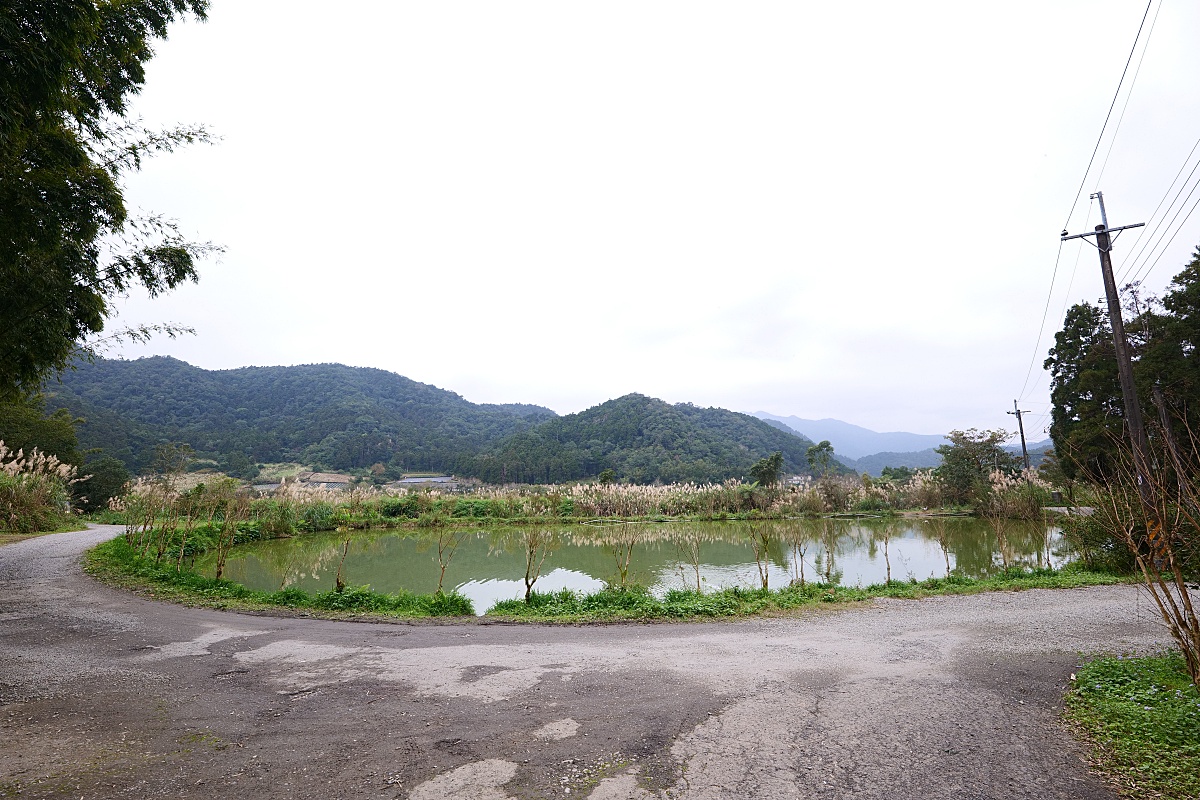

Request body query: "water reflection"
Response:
[197, 517, 1067, 615]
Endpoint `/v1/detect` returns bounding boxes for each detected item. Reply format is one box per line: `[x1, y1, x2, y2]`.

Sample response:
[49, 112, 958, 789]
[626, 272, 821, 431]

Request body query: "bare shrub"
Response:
[435, 528, 468, 594]
[1089, 421, 1200, 686]
[745, 523, 772, 589]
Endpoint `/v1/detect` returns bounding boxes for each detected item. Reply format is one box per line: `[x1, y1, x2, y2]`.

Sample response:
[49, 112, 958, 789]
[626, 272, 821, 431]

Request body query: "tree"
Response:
[1044, 302, 1122, 480]
[75, 455, 129, 512]
[1045, 247, 1200, 481]
[805, 440, 835, 478]
[933, 429, 1020, 506]
[1141, 246, 1200, 429]
[0, 395, 82, 465]
[0, 0, 214, 400]
[749, 451, 783, 487]
[1036, 449, 1078, 505]
[879, 465, 914, 483]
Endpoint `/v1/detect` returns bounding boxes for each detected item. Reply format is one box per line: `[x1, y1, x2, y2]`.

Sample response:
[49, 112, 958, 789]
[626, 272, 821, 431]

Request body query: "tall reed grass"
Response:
[0, 441, 77, 533]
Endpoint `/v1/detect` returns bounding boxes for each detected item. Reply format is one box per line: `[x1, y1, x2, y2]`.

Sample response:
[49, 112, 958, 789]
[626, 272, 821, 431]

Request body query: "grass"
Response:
[86, 534, 1133, 623]
[484, 566, 1132, 622]
[1066, 652, 1200, 799]
[85, 538, 474, 619]
[0, 520, 88, 547]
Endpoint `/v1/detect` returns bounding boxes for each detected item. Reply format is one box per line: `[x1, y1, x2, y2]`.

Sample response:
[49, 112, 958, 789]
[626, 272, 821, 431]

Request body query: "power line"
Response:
[1129, 190, 1200, 284]
[1019, 203, 1094, 404]
[1060, 0, 1154, 231]
[1114, 134, 1200, 283]
[1122, 165, 1200, 284]
[1117, 139, 1200, 282]
[1021, 2, 1154, 405]
[1017, 239, 1065, 401]
[1093, 0, 1163, 191]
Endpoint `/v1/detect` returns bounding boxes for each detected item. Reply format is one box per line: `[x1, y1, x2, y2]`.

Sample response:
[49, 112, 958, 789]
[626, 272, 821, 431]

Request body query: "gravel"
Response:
[0, 525, 1175, 799]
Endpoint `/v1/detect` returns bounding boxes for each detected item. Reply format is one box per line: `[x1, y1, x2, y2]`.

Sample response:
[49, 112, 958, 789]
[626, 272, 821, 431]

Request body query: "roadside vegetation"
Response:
[1045, 252, 1200, 688]
[0, 441, 78, 535]
[1066, 652, 1200, 800]
[486, 568, 1124, 622]
[1038, 250, 1200, 797]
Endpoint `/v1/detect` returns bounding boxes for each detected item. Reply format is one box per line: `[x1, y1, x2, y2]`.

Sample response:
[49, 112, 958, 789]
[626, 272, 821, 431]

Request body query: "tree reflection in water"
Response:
[200, 517, 1067, 605]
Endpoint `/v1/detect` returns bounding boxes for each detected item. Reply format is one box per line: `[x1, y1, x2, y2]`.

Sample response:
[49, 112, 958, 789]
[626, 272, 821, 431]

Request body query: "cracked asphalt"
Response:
[0, 525, 1174, 799]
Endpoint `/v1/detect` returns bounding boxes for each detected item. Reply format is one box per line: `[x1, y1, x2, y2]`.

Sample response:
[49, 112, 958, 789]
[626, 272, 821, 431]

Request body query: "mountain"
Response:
[457, 394, 816, 485]
[835, 449, 943, 476]
[754, 413, 948, 460]
[43, 358, 816, 484]
[44, 357, 556, 474]
[1006, 439, 1053, 468]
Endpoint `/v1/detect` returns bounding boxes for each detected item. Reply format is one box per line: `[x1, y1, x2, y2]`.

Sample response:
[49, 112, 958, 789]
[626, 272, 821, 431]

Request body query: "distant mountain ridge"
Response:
[45, 357, 556, 474]
[754, 413, 948, 460]
[44, 358, 817, 484]
[836, 449, 943, 476]
[757, 412, 1052, 476]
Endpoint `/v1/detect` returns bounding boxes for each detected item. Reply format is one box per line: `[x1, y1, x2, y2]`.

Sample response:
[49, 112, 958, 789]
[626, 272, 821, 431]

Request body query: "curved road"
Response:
[0, 526, 1173, 799]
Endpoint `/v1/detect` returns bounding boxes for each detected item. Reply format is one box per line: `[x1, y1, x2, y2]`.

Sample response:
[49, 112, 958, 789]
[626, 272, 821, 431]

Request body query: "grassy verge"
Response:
[0, 520, 89, 547]
[85, 537, 474, 619]
[486, 566, 1131, 622]
[1066, 652, 1200, 799]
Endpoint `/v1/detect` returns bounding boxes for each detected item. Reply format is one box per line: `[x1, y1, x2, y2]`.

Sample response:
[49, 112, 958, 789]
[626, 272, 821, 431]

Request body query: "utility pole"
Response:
[1007, 400, 1031, 470]
[1060, 191, 1161, 543]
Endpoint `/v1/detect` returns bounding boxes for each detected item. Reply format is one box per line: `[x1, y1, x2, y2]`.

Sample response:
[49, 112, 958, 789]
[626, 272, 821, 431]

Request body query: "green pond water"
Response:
[195, 517, 1067, 614]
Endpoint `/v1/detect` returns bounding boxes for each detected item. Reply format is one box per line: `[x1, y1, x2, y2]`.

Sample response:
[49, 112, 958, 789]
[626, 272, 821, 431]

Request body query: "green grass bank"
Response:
[485, 567, 1130, 622]
[85, 538, 473, 618]
[86, 536, 1130, 623]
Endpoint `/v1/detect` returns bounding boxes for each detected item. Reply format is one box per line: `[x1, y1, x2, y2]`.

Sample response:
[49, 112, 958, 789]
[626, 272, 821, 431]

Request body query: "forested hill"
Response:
[454, 394, 816, 484]
[43, 359, 812, 484]
[44, 357, 556, 474]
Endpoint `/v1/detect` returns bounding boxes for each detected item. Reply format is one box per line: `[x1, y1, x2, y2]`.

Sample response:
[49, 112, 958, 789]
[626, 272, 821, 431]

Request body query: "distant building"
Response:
[296, 471, 354, 489]
[387, 475, 459, 490]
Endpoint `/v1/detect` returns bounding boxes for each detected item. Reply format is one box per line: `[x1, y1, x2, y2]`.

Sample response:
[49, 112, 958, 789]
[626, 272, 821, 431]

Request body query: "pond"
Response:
[195, 517, 1068, 615]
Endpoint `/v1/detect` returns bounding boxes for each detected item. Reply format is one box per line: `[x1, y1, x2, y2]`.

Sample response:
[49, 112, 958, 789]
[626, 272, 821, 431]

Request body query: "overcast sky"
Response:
[108, 1, 1200, 438]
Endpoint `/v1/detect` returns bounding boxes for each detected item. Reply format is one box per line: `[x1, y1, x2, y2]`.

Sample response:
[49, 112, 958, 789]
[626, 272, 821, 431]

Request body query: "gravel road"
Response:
[0, 525, 1174, 799]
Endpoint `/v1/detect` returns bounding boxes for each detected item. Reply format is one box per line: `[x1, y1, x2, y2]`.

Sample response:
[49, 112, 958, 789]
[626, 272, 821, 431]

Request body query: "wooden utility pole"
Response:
[1061, 192, 1161, 543]
[1008, 400, 1031, 470]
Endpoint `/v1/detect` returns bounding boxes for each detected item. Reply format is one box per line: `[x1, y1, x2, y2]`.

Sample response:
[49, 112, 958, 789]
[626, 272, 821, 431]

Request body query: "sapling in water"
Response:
[435, 529, 468, 594]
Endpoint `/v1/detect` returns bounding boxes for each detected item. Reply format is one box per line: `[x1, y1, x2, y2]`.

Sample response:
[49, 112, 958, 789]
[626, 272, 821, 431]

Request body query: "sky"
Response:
[109, 0, 1200, 438]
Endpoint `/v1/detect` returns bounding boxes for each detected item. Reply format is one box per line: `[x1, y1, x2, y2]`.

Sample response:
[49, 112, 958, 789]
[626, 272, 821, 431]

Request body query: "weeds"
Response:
[1066, 652, 1200, 799]
[85, 537, 473, 617]
[484, 566, 1128, 622]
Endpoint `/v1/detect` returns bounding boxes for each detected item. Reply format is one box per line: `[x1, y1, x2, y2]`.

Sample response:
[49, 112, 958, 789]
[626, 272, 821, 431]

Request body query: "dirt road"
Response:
[0, 526, 1171, 799]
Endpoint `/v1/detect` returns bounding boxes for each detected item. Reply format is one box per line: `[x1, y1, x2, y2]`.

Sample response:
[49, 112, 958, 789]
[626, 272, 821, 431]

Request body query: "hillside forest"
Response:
[19, 357, 823, 485]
